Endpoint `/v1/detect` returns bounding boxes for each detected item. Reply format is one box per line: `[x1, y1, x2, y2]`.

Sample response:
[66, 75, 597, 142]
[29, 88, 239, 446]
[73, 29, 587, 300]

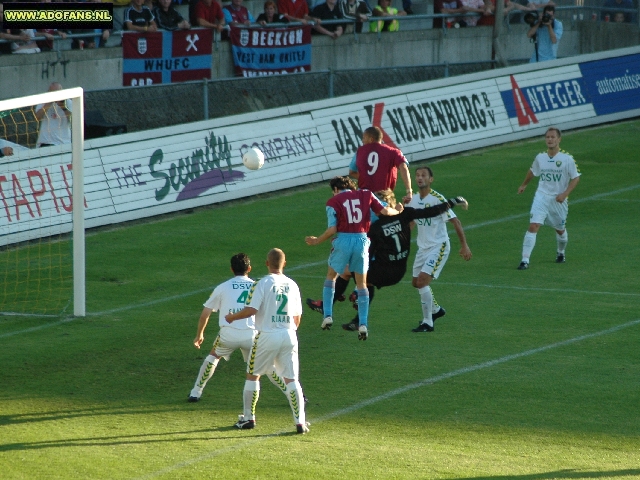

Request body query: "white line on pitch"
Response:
[135, 318, 640, 480]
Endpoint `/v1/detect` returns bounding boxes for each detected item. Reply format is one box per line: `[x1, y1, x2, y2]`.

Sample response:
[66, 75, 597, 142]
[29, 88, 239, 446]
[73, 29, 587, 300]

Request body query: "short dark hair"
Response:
[416, 166, 433, 177]
[364, 126, 383, 142]
[230, 253, 251, 275]
[330, 176, 357, 191]
[543, 4, 555, 13]
[546, 127, 562, 137]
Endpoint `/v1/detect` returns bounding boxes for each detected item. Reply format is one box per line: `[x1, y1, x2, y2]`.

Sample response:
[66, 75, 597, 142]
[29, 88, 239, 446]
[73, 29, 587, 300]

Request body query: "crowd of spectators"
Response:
[1, 0, 639, 56]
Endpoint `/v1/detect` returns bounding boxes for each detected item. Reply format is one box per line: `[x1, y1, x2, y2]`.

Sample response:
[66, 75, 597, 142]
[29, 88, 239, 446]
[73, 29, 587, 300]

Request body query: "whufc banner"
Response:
[229, 25, 312, 77]
[122, 29, 212, 87]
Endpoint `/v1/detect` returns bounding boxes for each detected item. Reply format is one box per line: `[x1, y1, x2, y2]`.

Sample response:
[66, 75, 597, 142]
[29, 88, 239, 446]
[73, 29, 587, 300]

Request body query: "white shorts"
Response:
[212, 327, 256, 361]
[247, 329, 299, 380]
[530, 192, 568, 230]
[412, 241, 450, 280]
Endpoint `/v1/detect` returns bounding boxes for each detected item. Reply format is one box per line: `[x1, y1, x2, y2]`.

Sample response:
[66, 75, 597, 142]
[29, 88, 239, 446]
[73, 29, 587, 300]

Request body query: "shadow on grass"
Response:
[457, 469, 640, 479]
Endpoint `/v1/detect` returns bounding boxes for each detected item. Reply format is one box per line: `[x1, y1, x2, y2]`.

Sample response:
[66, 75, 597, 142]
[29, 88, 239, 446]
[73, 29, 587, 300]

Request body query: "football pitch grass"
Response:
[1, 120, 639, 479]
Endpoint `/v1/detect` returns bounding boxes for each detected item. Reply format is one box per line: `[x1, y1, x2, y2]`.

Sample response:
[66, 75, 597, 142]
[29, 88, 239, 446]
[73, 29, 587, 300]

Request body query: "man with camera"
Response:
[525, 4, 562, 63]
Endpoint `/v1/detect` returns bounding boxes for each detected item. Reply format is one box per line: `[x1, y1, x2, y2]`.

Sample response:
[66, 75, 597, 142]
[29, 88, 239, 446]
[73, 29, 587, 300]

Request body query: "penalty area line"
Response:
[135, 318, 640, 480]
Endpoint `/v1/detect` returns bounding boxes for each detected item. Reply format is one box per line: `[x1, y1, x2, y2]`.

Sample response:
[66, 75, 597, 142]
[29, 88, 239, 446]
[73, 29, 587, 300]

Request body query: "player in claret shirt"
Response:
[305, 176, 400, 340]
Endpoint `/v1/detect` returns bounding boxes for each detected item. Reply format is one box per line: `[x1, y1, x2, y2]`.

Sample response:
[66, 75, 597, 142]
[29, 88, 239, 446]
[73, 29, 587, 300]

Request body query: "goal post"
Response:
[0, 87, 85, 317]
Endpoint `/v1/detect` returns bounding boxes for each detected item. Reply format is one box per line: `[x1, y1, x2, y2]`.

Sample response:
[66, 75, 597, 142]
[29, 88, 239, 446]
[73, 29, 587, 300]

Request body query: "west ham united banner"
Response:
[229, 25, 312, 77]
[122, 29, 213, 87]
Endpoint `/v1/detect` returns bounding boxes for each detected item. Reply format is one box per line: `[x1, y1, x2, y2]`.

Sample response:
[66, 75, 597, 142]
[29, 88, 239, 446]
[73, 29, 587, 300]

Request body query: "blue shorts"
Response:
[328, 233, 370, 274]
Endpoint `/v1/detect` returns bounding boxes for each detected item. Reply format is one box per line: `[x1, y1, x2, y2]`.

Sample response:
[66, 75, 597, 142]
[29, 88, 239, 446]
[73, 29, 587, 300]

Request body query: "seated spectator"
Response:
[370, 0, 406, 32]
[124, 0, 158, 32]
[278, 0, 313, 24]
[433, 0, 465, 28]
[194, 0, 226, 33]
[338, 0, 371, 33]
[477, 0, 532, 26]
[311, 0, 345, 38]
[10, 29, 41, 54]
[460, 0, 487, 26]
[0, 29, 32, 55]
[257, 1, 290, 24]
[602, 0, 634, 22]
[154, 0, 191, 29]
[223, 0, 256, 26]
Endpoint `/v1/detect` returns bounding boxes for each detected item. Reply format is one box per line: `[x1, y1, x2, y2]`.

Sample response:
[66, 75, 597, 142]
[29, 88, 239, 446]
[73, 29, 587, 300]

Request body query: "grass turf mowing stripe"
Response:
[135, 317, 640, 479]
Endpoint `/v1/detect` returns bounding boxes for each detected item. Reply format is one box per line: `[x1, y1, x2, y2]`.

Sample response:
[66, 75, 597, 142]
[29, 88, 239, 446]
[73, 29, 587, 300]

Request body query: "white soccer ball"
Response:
[242, 147, 265, 170]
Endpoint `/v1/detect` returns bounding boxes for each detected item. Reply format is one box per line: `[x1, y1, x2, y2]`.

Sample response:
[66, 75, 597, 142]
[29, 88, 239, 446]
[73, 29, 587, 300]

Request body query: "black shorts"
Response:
[367, 260, 406, 289]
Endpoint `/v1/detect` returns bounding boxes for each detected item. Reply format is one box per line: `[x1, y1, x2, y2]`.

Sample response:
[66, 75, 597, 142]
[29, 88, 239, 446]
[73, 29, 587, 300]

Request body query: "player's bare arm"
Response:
[348, 168, 359, 180]
[518, 169, 535, 194]
[399, 163, 413, 203]
[556, 176, 580, 203]
[193, 307, 213, 348]
[305, 226, 337, 246]
[225, 306, 258, 323]
[449, 217, 472, 261]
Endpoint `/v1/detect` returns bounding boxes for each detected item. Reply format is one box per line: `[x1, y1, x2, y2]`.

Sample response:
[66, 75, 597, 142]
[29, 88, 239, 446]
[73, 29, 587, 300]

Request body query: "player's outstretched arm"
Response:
[305, 226, 337, 246]
[447, 196, 468, 210]
[193, 307, 213, 349]
[226, 307, 258, 323]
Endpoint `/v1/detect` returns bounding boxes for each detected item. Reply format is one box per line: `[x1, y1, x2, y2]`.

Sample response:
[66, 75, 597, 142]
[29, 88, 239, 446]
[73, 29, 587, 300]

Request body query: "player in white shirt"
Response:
[517, 127, 581, 269]
[408, 166, 472, 332]
[35, 82, 72, 147]
[225, 248, 309, 434]
[188, 253, 287, 402]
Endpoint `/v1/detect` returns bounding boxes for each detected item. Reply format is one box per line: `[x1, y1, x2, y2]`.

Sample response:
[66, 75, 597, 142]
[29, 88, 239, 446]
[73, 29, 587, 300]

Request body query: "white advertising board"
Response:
[2, 46, 639, 246]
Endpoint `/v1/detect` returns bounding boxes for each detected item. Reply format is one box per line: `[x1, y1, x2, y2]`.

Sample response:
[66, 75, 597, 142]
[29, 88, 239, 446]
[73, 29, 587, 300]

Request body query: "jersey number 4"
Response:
[342, 199, 363, 224]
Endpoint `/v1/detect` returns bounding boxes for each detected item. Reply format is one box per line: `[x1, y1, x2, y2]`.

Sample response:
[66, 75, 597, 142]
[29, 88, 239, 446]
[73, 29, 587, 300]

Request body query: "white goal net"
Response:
[0, 86, 85, 317]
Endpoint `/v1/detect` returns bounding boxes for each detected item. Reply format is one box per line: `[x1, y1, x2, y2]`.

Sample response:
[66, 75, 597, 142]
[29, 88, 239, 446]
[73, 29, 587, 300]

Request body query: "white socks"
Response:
[286, 381, 306, 425]
[190, 354, 219, 398]
[522, 231, 537, 263]
[556, 230, 568, 254]
[243, 380, 260, 421]
[419, 286, 434, 327]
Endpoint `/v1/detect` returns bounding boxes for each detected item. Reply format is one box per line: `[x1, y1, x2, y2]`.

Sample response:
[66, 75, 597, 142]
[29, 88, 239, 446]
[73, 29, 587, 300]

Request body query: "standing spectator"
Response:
[433, 0, 465, 28]
[225, 248, 308, 434]
[277, 0, 312, 23]
[527, 3, 562, 62]
[408, 166, 472, 333]
[311, 0, 345, 38]
[35, 82, 72, 148]
[154, 0, 191, 29]
[516, 127, 580, 270]
[188, 253, 288, 402]
[338, 0, 371, 33]
[0, 28, 32, 55]
[194, 0, 226, 33]
[257, 0, 290, 24]
[602, 0, 634, 22]
[223, 0, 256, 26]
[124, 0, 158, 31]
[370, 0, 406, 32]
[305, 176, 400, 340]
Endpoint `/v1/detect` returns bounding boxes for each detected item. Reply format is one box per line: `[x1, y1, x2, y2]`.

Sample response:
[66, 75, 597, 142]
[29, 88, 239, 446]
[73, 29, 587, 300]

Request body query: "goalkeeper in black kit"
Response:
[306, 189, 468, 331]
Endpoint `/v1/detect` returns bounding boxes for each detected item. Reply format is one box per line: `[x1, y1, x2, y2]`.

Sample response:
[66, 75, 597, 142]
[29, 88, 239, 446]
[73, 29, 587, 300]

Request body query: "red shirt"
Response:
[355, 143, 407, 192]
[195, 0, 224, 25]
[277, 0, 309, 19]
[326, 189, 384, 234]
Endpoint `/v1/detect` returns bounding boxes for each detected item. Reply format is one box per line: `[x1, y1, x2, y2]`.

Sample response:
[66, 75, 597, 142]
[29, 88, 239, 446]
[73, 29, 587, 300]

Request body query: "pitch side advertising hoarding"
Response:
[2, 47, 639, 246]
